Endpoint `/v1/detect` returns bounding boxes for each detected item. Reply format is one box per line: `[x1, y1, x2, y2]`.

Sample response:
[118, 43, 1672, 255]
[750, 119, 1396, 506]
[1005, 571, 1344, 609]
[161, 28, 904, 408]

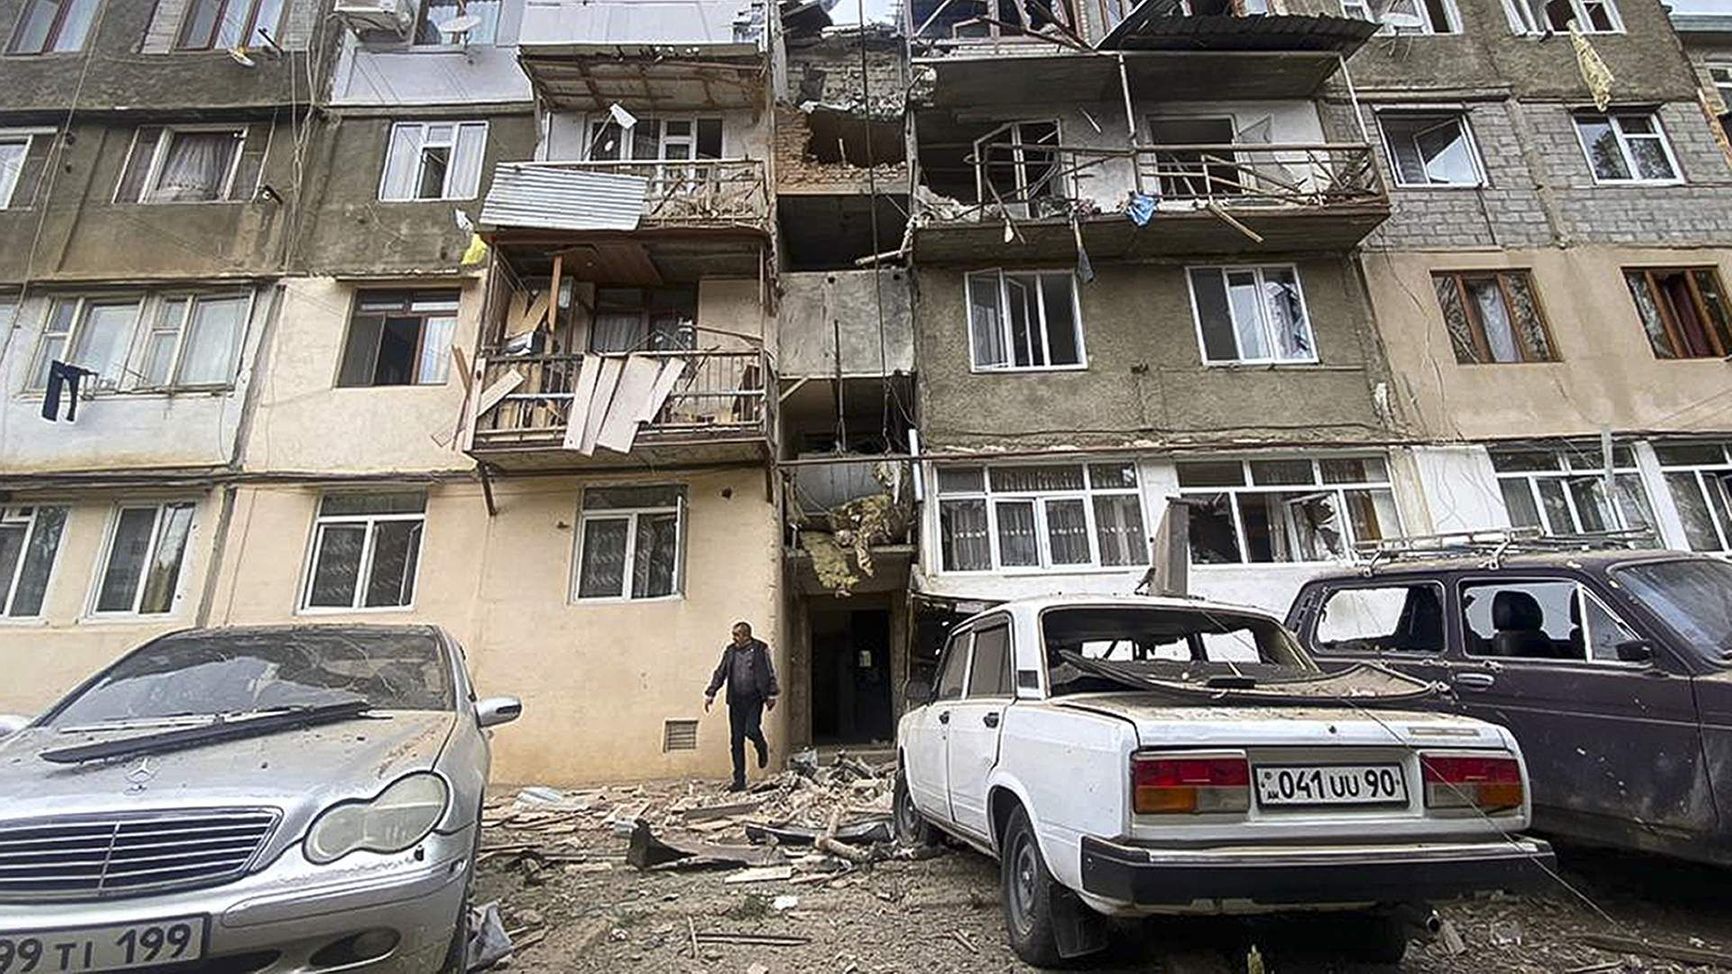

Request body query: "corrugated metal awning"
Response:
[480, 165, 647, 232]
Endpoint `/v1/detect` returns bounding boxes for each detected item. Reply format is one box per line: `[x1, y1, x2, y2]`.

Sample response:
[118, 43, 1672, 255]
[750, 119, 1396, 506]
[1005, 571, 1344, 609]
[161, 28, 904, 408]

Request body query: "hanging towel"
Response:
[1125, 192, 1158, 227]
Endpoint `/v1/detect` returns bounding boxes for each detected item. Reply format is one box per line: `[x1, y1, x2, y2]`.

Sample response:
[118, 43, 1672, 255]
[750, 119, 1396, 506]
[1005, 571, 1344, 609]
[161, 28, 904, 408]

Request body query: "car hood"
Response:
[1051, 693, 1515, 751]
[0, 711, 455, 852]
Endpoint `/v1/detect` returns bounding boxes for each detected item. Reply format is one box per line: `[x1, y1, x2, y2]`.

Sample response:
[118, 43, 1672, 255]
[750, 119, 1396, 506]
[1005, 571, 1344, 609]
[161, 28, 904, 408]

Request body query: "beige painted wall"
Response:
[244, 276, 483, 475]
[0, 491, 222, 719]
[1364, 246, 1732, 441]
[205, 468, 783, 785]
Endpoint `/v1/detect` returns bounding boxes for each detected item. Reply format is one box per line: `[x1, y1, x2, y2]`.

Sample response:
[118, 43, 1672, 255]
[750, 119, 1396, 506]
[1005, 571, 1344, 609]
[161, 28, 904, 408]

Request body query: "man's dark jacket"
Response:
[706, 638, 778, 703]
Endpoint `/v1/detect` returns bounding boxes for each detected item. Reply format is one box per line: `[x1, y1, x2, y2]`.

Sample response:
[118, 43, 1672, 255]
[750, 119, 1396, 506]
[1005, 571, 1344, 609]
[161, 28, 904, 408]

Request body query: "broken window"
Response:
[1380, 112, 1482, 187]
[1544, 0, 1620, 32]
[1655, 442, 1732, 553]
[416, 0, 501, 45]
[176, 0, 285, 50]
[1433, 270, 1556, 363]
[1148, 117, 1243, 201]
[590, 287, 698, 354]
[7, 0, 98, 54]
[585, 118, 723, 162]
[27, 296, 144, 392]
[1712, 65, 1732, 140]
[380, 121, 487, 201]
[0, 505, 67, 618]
[966, 269, 1084, 370]
[934, 463, 1147, 572]
[575, 486, 684, 601]
[302, 493, 426, 611]
[1341, 0, 1459, 34]
[1574, 111, 1679, 184]
[0, 132, 36, 209]
[1624, 267, 1732, 360]
[1178, 456, 1399, 565]
[1314, 583, 1446, 654]
[1491, 446, 1655, 537]
[139, 293, 250, 388]
[974, 121, 1061, 215]
[918, 0, 1077, 39]
[337, 290, 459, 387]
[1187, 265, 1315, 365]
[116, 127, 248, 204]
[1460, 580, 1636, 662]
[93, 502, 196, 616]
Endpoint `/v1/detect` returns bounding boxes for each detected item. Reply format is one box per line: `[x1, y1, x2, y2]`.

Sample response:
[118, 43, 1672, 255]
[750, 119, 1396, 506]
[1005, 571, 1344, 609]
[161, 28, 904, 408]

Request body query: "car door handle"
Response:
[938, 711, 949, 725]
[1454, 672, 1496, 690]
[983, 712, 1000, 728]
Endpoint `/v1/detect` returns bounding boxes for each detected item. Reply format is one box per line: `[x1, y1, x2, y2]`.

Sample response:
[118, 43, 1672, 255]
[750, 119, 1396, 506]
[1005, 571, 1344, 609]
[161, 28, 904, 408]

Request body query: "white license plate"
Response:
[0, 917, 204, 973]
[1256, 764, 1407, 807]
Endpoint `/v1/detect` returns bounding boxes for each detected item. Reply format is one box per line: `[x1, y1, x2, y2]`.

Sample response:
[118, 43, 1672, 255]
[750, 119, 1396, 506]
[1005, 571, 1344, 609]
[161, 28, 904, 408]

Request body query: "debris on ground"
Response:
[464, 900, 512, 971]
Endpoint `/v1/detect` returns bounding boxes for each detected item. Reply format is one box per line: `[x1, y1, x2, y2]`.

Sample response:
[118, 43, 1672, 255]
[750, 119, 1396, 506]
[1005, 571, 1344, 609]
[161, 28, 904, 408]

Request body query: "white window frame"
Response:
[965, 268, 1088, 373]
[1186, 264, 1319, 366]
[298, 495, 427, 613]
[1654, 443, 1732, 553]
[933, 463, 1148, 574]
[1542, 0, 1623, 33]
[1377, 110, 1485, 188]
[0, 128, 51, 209]
[972, 119, 1065, 209]
[1341, 0, 1461, 34]
[1491, 448, 1652, 536]
[25, 293, 146, 393]
[571, 489, 687, 602]
[0, 504, 67, 619]
[379, 121, 489, 202]
[114, 124, 249, 205]
[87, 501, 197, 618]
[583, 115, 724, 162]
[1572, 111, 1682, 186]
[1176, 456, 1401, 565]
[135, 291, 253, 390]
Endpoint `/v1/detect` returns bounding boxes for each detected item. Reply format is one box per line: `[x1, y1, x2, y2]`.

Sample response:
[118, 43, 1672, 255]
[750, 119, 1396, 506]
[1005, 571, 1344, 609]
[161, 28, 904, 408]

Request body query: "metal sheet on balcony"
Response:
[481, 165, 648, 233]
[1098, 8, 1378, 53]
[519, 0, 767, 48]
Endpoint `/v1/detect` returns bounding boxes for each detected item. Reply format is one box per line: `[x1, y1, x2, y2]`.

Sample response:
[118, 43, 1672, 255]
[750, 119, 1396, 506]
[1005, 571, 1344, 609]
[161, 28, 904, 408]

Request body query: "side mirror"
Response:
[903, 679, 933, 707]
[476, 696, 523, 728]
[0, 714, 28, 737]
[1615, 639, 1654, 664]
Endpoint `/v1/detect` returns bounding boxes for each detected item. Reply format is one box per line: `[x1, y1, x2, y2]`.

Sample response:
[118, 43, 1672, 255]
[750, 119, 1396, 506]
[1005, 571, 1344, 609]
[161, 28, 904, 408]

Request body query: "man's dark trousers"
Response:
[727, 695, 768, 788]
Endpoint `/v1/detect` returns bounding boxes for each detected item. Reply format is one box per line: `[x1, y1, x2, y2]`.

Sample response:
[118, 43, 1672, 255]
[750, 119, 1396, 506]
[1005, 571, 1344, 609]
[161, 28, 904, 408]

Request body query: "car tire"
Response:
[1340, 911, 1410, 965]
[1000, 805, 1066, 968]
[893, 767, 937, 847]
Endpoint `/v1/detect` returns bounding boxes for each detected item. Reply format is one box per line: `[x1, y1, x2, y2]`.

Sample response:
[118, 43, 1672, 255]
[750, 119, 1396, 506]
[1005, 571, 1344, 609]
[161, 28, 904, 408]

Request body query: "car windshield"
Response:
[1041, 605, 1315, 696]
[45, 629, 454, 728]
[1614, 559, 1732, 662]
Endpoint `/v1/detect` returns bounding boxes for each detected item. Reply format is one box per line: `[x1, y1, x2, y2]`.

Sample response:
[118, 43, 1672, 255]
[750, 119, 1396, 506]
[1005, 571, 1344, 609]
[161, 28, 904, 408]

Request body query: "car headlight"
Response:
[305, 772, 450, 865]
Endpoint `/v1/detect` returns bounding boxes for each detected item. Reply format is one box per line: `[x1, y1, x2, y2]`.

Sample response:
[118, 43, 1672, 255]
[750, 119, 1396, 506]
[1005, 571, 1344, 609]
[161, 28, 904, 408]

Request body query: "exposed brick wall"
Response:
[777, 38, 910, 194]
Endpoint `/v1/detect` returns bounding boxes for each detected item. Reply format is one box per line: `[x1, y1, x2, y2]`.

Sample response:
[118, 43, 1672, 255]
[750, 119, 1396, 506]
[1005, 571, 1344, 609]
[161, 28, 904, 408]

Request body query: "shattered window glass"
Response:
[1314, 584, 1446, 654]
[1187, 266, 1316, 365]
[1381, 113, 1481, 187]
[1180, 457, 1398, 564]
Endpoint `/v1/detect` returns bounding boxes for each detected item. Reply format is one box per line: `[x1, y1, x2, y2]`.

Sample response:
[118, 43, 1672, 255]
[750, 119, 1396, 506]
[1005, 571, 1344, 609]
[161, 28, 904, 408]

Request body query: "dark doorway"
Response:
[810, 607, 894, 745]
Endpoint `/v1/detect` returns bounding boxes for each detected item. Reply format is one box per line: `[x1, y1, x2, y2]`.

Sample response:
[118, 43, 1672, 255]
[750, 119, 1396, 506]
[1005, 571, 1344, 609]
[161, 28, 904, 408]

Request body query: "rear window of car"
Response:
[47, 628, 454, 727]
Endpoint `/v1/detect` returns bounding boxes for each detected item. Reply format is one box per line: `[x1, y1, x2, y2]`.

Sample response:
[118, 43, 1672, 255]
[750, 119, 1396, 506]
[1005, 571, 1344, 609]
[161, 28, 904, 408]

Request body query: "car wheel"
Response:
[1340, 911, 1410, 965]
[1000, 805, 1065, 968]
[893, 767, 937, 847]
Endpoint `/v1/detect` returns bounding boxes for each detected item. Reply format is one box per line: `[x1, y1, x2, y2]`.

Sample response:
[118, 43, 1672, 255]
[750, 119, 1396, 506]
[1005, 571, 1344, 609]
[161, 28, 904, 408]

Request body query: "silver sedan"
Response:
[0, 624, 520, 974]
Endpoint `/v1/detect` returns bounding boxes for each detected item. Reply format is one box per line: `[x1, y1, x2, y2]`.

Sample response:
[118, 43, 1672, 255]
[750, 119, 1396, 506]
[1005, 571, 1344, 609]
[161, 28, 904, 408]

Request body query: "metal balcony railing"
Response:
[513, 159, 770, 229]
[469, 350, 772, 449]
[951, 141, 1384, 220]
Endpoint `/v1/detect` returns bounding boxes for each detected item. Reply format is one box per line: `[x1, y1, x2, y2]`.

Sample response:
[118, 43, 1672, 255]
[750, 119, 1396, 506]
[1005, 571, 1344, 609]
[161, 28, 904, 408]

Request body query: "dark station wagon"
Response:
[1287, 546, 1732, 865]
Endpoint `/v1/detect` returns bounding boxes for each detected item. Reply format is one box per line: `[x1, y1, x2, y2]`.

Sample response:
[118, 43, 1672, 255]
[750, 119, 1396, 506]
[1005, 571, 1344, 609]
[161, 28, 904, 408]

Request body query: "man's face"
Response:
[732, 626, 750, 646]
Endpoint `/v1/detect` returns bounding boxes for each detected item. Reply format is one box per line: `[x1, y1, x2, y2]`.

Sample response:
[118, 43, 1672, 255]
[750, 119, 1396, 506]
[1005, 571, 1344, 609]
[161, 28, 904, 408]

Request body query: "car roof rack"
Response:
[1354, 527, 1655, 573]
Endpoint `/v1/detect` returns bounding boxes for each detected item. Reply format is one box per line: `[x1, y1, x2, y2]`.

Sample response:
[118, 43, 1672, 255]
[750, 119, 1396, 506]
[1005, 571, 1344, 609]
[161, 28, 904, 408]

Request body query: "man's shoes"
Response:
[756, 744, 768, 769]
[726, 781, 747, 793]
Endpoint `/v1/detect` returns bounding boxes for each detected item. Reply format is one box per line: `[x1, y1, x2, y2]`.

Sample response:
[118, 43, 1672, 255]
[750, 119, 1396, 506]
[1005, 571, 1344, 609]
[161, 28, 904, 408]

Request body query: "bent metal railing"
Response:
[949, 141, 1384, 220]
[470, 350, 771, 447]
[515, 158, 770, 228]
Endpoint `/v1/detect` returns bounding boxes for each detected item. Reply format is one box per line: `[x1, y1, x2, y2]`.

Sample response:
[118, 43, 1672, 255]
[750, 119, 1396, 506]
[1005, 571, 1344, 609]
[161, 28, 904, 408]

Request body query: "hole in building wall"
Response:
[805, 110, 905, 168]
[663, 719, 699, 752]
[778, 193, 910, 271]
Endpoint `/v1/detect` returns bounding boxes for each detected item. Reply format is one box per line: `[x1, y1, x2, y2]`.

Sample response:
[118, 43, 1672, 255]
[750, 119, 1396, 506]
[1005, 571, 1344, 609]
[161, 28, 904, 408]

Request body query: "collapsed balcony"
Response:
[912, 140, 1389, 262]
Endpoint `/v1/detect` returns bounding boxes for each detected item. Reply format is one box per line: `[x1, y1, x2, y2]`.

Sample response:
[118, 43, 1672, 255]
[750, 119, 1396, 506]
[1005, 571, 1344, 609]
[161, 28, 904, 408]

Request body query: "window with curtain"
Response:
[1433, 270, 1556, 363]
[1180, 456, 1399, 565]
[1187, 265, 1316, 365]
[1624, 267, 1732, 360]
[0, 505, 67, 618]
[574, 486, 685, 601]
[380, 121, 488, 201]
[1490, 446, 1656, 538]
[935, 463, 1146, 572]
[337, 290, 460, 387]
[27, 296, 144, 392]
[7, 0, 99, 54]
[1574, 111, 1679, 184]
[589, 287, 698, 354]
[92, 502, 196, 616]
[965, 269, 1084, 371]
[136, 293, 250, 389]
[175, 0, 286, 50]
[115, 127, 247, 204]
[1654, 442, 1732, 553]
[301, 493, 426, 611]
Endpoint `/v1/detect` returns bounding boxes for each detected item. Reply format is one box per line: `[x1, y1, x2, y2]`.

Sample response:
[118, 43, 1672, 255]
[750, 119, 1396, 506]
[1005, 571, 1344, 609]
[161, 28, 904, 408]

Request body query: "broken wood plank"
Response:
[579, 355, 623, 454]
[596, 353, 662, 453]
[687, 917, 699, 960]
[693, 932, 811, 947]
[562, 356, 603, 452]
[723, 865, 794, 884]
[473, 369, 524, 420]
[1579, 933, 1732, 968]
[681, 799, 765, 822]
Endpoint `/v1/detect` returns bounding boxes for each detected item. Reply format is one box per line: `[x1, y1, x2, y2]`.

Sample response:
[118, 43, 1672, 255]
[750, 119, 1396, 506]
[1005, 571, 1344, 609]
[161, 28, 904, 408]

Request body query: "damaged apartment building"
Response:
[2, 0, 1731, 784]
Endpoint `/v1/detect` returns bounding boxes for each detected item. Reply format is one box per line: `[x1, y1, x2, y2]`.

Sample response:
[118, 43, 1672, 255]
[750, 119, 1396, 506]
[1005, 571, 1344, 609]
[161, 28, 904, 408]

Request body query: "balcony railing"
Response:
[469, 350, 771, 451]
[512, 159, 770, 230]
[951, 141, 1384, 220]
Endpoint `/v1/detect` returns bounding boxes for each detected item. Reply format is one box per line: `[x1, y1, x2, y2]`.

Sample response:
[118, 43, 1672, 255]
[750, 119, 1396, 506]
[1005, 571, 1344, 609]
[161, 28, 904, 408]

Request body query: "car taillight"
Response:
[1421, 754, 1523, 813]
[1131, 753, 1251, 814]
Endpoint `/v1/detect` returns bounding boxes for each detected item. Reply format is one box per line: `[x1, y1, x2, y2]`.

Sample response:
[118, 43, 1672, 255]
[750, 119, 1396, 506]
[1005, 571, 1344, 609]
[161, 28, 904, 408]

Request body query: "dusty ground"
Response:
[472, 779, 1732, 974]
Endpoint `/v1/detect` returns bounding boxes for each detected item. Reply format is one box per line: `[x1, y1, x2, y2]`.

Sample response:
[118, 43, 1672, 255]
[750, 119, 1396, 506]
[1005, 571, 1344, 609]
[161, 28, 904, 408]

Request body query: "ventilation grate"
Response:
[663, 719, 699, 752]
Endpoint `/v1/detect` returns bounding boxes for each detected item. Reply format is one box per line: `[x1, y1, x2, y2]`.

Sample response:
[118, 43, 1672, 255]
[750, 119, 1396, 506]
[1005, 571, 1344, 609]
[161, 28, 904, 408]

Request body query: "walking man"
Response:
[704, 621, 779, 792]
